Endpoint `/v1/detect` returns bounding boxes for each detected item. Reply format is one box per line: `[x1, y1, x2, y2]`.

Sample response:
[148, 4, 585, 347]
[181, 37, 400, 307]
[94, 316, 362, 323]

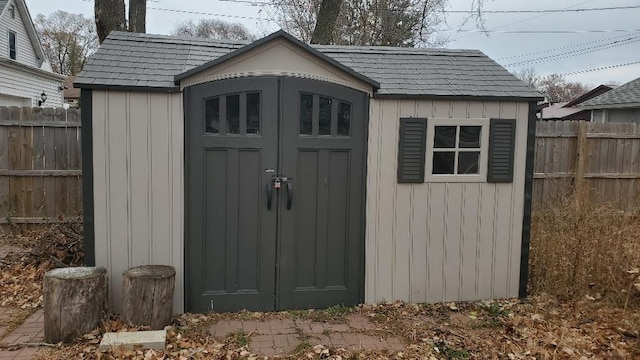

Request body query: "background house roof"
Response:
[76, 31, 542, 99]
[580, 77, 640, 108]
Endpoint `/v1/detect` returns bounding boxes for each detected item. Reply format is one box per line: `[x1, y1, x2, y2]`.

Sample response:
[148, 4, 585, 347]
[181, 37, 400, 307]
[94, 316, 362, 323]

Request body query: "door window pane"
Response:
[433, 151, 455, 174]
[246, 92, 260, 134]
[459, 126, 481, 148]
[434, 126, 456, 148]
[205, 97, 220, 133]
[226, 95, 240, 134]
[458, 151, 480, 174]
[337, 102, 351, 136]
[319, 97, 332, 135]
[299, 94, 313, 135]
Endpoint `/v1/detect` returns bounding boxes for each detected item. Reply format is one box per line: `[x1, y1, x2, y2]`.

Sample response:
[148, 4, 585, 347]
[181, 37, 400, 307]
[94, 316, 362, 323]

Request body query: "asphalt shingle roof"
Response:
[76, 31, 541, 99]
[580, 77, 640, 108]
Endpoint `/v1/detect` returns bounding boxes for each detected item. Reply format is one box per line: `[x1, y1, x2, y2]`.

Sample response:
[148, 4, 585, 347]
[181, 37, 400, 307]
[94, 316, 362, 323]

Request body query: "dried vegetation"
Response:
[529, 187, 640, 307]
[0, 223, 83, 309]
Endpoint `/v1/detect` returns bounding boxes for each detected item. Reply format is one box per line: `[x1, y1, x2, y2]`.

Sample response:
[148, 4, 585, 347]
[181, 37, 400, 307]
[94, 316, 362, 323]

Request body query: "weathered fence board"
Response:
[0, 106, 82, 224]
[534, 120, 640, 209]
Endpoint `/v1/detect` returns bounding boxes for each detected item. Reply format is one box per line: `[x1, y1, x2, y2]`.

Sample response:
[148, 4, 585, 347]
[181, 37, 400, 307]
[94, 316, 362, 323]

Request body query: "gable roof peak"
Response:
[174, 29, 380, 89]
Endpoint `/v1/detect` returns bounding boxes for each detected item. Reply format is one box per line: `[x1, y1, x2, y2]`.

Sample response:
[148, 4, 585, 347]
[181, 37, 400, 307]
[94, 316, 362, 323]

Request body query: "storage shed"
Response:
[75, 30, 542, 313]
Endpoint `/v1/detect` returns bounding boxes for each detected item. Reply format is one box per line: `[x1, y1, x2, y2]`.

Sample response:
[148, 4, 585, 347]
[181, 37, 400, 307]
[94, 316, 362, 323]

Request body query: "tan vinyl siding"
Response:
[0, 64, 63, 106]
[179, 39, 373, 95]
[92, 90, 184, 313]
[0, 0, 37, 66]
[365, 98, 528, 303]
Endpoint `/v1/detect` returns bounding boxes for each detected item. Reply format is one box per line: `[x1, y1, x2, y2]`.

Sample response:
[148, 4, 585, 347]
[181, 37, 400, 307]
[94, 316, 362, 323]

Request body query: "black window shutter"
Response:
[397, 118, 427, 183]
[488, 118, 516, 183]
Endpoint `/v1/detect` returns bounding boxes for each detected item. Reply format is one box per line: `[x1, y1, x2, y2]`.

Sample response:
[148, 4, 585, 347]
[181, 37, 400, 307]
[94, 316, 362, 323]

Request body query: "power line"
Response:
[446, 5, 640, 14]
[445, 28, 640, 34]
[495, 32, 640, 60]
[79, 0, 270, 22]
[220, 0, 640, 14]
[563, 60, 640, 75]
[504, 35, 640, 67]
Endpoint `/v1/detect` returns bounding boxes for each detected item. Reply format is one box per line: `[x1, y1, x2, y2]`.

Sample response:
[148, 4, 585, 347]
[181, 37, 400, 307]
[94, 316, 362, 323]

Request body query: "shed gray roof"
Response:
[76, 31, 541, 99]
[580, 77, 640, 108]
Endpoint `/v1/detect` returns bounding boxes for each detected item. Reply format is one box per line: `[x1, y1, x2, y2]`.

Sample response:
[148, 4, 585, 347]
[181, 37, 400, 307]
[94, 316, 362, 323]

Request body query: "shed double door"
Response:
[185, 77, 367, 312]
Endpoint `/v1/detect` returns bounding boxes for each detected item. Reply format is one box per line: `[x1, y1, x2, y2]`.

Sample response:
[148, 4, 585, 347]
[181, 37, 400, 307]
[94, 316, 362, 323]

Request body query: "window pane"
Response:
[459, 126, 481, 148]
[458, 151, 480, 174]
[246, 92, 260, 134]
[204, 97, 219, 133]
[433, 151, 455, 174]
[9, 32, 16, 60]
[226, 95, 240, 134]
[299, 94, 313, 135]
[337, 102, 351, 136]
[434, 126, 456, 148]
[319, 97, 332, 135]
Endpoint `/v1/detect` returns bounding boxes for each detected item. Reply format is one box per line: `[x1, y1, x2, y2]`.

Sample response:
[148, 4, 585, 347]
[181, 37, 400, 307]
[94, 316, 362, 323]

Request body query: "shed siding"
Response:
[0, 64, 63, 107]
[365, 98, 528, 303]
[0, 0, 38, 66]
[179, 39, 372, 94]
[92, 90, 184, 313]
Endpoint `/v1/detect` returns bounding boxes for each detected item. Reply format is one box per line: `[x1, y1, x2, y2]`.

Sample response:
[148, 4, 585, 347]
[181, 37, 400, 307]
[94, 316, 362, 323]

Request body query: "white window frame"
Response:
[425, 118, 489, 183]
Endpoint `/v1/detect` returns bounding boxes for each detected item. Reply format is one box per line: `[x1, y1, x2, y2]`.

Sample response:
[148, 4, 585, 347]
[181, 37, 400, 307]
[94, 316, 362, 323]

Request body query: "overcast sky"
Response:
[25, 0, 640, 87]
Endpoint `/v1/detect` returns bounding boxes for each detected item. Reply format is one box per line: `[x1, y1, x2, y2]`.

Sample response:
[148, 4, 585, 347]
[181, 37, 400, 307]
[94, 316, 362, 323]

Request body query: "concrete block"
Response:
[99, 330, 166, 351]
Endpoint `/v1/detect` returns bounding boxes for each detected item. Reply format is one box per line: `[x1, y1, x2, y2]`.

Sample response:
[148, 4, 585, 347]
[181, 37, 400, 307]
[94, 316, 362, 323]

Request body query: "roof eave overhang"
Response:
[173, 30, 380, 90]
[374, 93, 544, 102]
[579, 102, 640, 110]
[0, 57, 65, 80]
[74, 83, 181, 92]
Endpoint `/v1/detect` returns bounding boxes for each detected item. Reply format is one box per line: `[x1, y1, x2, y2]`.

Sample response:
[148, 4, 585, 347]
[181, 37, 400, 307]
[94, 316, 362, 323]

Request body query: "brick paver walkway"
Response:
[209, 314, 404, 356]
[0, 310, 44, 360]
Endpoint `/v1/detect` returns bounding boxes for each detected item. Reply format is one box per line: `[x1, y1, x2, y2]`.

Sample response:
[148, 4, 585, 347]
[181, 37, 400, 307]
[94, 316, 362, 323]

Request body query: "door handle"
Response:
[266, 183, 273, 210]
[285, 181, 293, 210]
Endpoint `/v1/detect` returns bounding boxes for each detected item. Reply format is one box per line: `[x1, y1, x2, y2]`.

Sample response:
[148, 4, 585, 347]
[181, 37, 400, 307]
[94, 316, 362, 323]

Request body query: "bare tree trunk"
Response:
[128, 0, 147, 33]
[310, 0, 342, 44]
[95, 0, 126, 44]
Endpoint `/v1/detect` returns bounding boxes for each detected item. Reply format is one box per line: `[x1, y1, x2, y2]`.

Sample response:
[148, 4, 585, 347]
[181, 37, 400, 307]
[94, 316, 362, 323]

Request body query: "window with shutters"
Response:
[425, 118, 490, 182]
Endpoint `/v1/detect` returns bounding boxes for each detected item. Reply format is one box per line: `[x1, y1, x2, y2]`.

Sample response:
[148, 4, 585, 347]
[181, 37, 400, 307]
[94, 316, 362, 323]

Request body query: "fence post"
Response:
[574, 121, 588, 203]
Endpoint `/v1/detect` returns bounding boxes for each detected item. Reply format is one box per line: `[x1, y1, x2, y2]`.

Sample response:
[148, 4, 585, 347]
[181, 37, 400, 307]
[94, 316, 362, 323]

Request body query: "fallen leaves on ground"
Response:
[32, 297, 640, 359]
[0, 223, 83, 309]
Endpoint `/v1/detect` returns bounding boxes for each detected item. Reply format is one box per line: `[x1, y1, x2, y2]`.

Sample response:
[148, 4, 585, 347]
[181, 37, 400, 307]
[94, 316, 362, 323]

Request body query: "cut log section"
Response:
[122, 265, 176, 330]
[43, 267, 107, 343]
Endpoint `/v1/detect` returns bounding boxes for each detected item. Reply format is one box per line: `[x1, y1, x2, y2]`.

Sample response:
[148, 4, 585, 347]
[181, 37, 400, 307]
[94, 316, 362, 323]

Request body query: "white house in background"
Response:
[0, 0, 65, 107]
[580, 77, 640, 123]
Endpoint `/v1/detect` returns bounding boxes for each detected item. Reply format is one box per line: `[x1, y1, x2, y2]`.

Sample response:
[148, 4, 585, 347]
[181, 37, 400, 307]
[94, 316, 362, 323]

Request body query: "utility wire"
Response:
[220, 0, 640, 14]
[495, 32, 640, 60]
[504, 35, 640, 67]
[563, 60, 640, 75]
[79, 0, 270, 22]
[445, 28, 640, 34]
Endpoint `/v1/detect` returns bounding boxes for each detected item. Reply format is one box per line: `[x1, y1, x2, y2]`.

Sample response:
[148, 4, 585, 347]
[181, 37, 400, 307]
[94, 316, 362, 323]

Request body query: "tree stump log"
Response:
[43, 267, 107, 343]
[122, 265, 175, 330]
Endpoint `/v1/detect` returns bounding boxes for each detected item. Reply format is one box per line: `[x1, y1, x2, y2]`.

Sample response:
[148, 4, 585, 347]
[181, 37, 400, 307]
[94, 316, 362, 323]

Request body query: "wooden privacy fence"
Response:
[534, 120, 640, 210]
[0, 106, 82, 224]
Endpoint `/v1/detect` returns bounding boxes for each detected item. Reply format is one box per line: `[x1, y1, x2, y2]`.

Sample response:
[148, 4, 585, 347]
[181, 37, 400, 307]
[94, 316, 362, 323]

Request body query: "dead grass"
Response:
[530, 185, 640, 307]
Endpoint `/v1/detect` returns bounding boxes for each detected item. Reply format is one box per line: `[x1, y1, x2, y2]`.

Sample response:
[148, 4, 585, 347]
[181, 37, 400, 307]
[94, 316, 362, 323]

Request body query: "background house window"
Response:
[8, 31, 16, 60]
[425, 119, 489, 182]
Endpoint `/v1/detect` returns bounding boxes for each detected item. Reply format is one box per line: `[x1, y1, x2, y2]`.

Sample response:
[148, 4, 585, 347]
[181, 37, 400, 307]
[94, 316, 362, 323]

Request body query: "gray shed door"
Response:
[185, 77, 367, 312]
